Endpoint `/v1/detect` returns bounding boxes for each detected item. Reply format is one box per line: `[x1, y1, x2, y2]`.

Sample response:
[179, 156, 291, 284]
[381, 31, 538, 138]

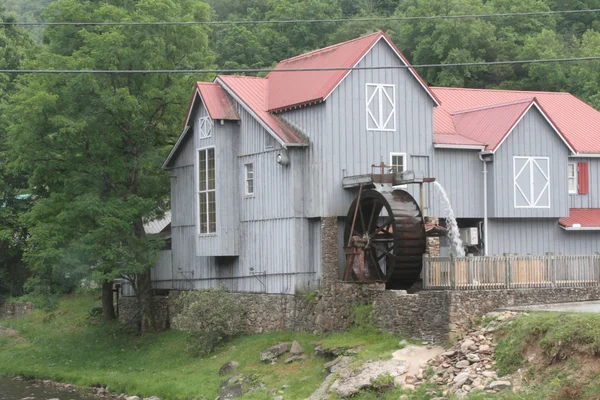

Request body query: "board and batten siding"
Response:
[487, 219, 600, 255]
[280, 38, 435, 218]
[569, 158, 600, 209]
[431, 149, 484, 218]
[490, 108, 569, 218]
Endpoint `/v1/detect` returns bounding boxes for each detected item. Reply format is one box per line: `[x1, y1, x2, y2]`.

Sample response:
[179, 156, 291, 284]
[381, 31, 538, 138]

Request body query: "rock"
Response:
[460, 339, 475, 353]
[126, 397, 141, 400]
[324, 357, 342, 371]
[145, 397, 161, 400]
[290, 340, 304, 355]
[479, 344, 490, 353]
[488, 380, 512, 390]
[329, 359, 408, 397]
[455, 360, 470, 369]
[217, 384, 244, 399]
[453, 372, 470, 385]
[482, 371, 497, 378]
[404, 374, 417, 384]
[219, 361, 240, 376]
[399, 339, 408, 346]
[402, 384, 416, 391]
[466, 353, 481, 362]
[285, 355, 307, 364]
[220, 373, 245, 389]
[462, 385, 471, 392]
[261, 343, 290, 362]
[443, 350, 456, 357]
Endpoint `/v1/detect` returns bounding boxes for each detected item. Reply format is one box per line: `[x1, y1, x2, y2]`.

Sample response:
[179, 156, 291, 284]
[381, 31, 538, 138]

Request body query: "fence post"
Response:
[596, 253, 600, 286]
[450, 253, 456, 290]
[467, 253, 473, 286]
[549, 252, 556, 287]
[422, 254, 429, 289]
[504, 253, 511, 289]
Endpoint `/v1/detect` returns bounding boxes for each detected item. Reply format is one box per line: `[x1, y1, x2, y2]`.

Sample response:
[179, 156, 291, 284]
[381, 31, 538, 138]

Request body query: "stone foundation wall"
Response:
[0, 301, 33, 320]
[119, 286, 600, 343]
[321, 217, 339, 283]
[117, 295, 170, 330]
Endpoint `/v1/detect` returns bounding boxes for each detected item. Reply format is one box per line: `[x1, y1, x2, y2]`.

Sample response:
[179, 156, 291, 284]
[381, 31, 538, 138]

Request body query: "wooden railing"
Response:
[422, 254, 600, 290]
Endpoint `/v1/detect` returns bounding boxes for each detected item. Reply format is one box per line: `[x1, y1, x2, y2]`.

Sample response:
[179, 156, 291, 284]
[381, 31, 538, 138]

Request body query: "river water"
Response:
[0, 377, 106, 400]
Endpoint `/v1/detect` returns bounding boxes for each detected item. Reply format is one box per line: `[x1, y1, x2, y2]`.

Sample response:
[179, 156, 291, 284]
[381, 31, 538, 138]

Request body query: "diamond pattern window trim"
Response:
[366, 84, 396, 131]
[513, 156, 550, 208]
[199, 116, 213, 139]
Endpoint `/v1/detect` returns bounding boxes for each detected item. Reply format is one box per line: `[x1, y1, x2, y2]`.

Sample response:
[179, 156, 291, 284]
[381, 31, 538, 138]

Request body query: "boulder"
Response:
[488, 380, 512, 390]
[285, 355, 307, 364]
[329, 359, 408, 397]
[260, 343, 291, 362]
[217, 384, 244, 399]
[290, 340, 304, 355]
[219, 361, 240, 376]
[455, 360, 470, 369]
[453, 372, 470, 385]
[220, 373, 245, 389]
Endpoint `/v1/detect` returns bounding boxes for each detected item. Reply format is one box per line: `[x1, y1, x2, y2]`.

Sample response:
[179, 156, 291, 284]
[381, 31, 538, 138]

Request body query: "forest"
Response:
[2, 0, 600, 326]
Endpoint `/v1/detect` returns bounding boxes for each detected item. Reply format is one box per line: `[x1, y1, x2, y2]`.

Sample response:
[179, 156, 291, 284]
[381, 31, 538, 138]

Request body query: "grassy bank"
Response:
[479, 312, 600, 400]
[0, 294, 410, 400]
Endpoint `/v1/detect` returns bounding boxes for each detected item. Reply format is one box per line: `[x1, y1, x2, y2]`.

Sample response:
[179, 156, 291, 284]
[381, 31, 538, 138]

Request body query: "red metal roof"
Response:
[432, 87, 600, 154]
[196, 82, 239, 121]
[266, 31, 440, 112]
[433, 133, 485, 147]
[559, 209, 600, 229]
[217, 75, 308, 145]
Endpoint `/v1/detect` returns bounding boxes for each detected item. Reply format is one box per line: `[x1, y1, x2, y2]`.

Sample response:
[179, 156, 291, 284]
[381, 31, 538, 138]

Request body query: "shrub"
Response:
[172, 289, 244, 356]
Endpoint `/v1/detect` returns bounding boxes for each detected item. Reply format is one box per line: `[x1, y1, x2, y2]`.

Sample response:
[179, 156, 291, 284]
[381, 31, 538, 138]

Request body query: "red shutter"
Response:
[578, 162, 589, 194]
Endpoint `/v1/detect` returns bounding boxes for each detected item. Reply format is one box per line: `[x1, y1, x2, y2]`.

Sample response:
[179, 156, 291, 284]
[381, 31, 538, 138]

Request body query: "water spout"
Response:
[433, 181, 465, 257]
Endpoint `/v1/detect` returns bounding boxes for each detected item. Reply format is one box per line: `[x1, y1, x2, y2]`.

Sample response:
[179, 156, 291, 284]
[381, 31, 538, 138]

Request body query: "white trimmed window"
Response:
[366, 83, 396, 131]
[198, 147, 216, 234]
[389, 153, 406, 174]
[568, 163, 577, 194]
[198, 116, 213, 139]
[513, 156, 550, 208]
[245, 163, 254, 196]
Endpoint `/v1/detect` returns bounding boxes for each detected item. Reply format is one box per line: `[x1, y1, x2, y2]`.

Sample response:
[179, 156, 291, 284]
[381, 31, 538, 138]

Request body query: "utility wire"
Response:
[2, 56, 600, 74]
[1, 8, 600, 27]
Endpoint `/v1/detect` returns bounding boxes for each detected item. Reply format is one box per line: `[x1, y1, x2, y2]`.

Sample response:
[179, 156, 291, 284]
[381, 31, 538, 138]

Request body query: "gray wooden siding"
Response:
[569, 158, 600, 209]
[431, 149, 484, 218]
[487, 219, 600, 255]
[490, 108, 569, 218]
[280, 38, 435, 218]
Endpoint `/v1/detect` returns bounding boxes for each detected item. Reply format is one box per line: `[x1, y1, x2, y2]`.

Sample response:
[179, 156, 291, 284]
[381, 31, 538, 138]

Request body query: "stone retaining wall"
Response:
[118, 286, 600, 343]
[0, 301, 33, 320]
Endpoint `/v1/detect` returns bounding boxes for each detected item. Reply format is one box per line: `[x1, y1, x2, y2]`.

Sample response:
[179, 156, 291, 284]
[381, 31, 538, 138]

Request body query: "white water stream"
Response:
[433, 182, 465, 257]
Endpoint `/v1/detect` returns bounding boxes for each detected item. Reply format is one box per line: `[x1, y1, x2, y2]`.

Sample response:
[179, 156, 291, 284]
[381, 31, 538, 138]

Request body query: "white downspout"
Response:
[478, 152, 492, 256]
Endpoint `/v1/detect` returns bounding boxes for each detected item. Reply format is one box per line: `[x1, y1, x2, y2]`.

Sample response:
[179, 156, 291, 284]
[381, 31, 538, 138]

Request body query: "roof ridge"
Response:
[277, 31, 382, 64]
[432, 86, 571, 95]
[218, 75, 265, 80]
[452, 98, 534, 115]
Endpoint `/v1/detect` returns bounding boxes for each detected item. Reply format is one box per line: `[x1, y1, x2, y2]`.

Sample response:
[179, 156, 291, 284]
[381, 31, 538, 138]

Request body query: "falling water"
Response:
[433, 181, 465, 257]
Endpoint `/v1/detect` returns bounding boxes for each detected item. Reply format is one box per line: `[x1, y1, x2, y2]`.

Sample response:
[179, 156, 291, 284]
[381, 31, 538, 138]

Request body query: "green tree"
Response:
[0, 10, 35, 298]
[5, 0, 214, 329]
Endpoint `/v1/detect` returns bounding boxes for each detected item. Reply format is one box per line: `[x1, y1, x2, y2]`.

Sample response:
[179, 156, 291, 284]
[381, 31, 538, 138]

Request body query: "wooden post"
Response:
[467, 253, 473, 286]
[596, 253, 600, 286]
[423, 254, 429, 289]
[504, 253, 511, 289]
[547, 252, 556, 287]
[450, 253, 456, 290]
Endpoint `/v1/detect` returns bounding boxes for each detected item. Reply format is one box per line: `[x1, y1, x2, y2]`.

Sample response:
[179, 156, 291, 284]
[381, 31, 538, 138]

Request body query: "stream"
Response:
[0, 377, 107, 400]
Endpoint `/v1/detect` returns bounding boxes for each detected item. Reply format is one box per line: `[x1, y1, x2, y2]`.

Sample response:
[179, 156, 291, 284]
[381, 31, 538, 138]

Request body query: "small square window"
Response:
[389, 153, 406, 174]
[245, 163, 254, 196]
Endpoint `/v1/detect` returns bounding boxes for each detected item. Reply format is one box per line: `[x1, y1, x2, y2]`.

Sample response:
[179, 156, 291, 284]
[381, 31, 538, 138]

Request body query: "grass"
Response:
[0, 294, 404, 400]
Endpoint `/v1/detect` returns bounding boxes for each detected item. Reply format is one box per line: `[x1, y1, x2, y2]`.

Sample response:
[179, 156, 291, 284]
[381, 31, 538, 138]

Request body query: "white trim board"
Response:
[434, 144, 485, 150]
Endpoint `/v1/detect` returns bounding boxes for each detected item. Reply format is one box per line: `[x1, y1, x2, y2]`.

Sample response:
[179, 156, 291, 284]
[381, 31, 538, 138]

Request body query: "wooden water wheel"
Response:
[343, 188, 426, 289]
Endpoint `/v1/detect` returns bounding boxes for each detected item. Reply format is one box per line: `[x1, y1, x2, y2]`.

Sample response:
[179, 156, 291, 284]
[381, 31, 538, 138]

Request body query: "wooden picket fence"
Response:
[422, 254, 600, 290]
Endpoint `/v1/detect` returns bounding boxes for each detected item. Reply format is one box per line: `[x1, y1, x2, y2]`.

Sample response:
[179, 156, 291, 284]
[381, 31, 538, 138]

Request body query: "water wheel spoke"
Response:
[358, 205, 367, 234]
[372, 217, 394, 236]
[368, 250, 385, 281]
[367, 203, 377, 231]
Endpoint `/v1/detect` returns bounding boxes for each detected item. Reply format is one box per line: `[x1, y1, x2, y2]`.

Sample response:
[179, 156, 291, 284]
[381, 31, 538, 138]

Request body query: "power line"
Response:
[2, 56, 600, 74]
[1, 8, 600, 27]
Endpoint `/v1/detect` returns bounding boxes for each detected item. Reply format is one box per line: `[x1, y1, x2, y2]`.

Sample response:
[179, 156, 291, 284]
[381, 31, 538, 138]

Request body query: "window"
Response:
[366, 84, 396, 131]
[568, 163, 577, 194]
[389, 153, 406, 174]
[198, 116, 213, 139]
[245, 163, 254, 196]
[265, 134, 275, 150]
[513, 156, 550, 208]
[198, 147, 216, 234]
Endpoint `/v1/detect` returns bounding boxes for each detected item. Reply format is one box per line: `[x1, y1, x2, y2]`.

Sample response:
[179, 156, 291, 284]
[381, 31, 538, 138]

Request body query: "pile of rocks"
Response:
[405, 311, 518, 398]
[260, 340, 307, 364]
